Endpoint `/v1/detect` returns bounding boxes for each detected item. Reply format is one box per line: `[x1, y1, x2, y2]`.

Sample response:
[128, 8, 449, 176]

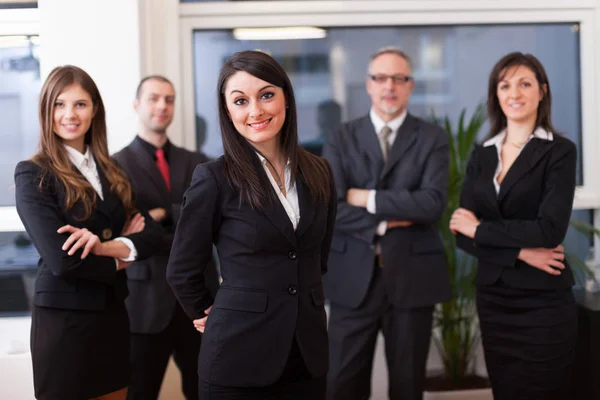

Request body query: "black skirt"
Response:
[31, 300, 131, 400]
[476, 281, 577, 400]
[200, 338, 326, 400]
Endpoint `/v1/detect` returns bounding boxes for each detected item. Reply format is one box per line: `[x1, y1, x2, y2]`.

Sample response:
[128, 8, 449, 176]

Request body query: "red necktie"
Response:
[155, 148, 171, 192]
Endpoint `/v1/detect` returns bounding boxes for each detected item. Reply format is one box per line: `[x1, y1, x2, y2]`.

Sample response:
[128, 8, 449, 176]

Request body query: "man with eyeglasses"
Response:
[323, 47, 451, 400]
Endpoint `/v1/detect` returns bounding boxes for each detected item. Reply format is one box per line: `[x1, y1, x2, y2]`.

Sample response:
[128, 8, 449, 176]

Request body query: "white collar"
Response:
[369, 107, 407, 136]
[483, 127, 553, 148]
[64, 145, 94, 169]
[255, 152, 291, 169]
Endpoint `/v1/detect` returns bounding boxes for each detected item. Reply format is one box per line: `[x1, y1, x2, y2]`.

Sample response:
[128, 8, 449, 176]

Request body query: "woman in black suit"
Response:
[166, 51, 337, 399]
[450, 52, 577, 400]
[15, 66, 161, 400]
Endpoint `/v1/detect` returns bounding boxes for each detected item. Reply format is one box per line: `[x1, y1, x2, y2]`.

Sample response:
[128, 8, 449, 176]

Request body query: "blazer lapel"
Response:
[498, 139, 555, 203]
[356, 116, 385, 170]
[295, 177, 315, 239]
[479, 145, 501, 206]
[96, 166, 120, 219]
[381, 114, 418, 179]
[130, 139, 171, 205]
[261, 194, 296, 246]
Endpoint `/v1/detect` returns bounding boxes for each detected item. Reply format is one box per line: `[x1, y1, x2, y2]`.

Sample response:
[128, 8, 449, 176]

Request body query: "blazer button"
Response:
[102, 228, 112, 240]
[288, 251, 297, 260]
[288, 285, 298, 295]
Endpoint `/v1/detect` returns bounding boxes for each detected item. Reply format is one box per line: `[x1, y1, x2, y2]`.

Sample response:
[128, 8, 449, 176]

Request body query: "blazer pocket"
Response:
[126, 264, 151, 281]
[214, 286, 268, 313]
[330, 236, 346, 253]
[311, 285, 325, 306]
[411, 240, 444, 255]
[35, 274, 76, 293]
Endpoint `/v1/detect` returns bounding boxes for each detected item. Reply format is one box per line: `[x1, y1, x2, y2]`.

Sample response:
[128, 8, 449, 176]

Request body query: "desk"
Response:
[570, 289, 600, 398]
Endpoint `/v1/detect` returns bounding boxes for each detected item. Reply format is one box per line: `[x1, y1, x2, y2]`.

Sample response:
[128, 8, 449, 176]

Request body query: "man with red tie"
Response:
[113, 76, 219, 400]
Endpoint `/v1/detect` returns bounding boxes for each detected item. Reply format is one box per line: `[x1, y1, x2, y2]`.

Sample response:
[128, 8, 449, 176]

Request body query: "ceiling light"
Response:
[233, 27, 326, 41]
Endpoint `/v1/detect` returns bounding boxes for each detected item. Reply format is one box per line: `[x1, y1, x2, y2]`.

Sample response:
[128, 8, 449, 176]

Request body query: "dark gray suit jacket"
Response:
[113, 138, 219, 334]
[322, 113, 452, 309]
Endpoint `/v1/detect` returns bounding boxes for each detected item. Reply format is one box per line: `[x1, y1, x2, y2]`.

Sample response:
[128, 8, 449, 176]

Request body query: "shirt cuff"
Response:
[376, 221, 387, 236]
[113, 237, 137, 262]
[367, 190, 377, 214]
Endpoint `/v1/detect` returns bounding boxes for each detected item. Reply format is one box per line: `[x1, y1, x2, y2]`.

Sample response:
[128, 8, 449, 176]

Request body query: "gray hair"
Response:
[368, 46, 413, 72]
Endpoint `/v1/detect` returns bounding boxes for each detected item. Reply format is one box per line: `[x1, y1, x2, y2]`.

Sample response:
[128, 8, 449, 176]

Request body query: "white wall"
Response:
[38, 0, 142, 154]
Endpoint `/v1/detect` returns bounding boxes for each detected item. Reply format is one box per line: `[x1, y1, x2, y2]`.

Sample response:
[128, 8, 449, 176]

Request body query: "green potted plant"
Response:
[425, 104, 596, 399]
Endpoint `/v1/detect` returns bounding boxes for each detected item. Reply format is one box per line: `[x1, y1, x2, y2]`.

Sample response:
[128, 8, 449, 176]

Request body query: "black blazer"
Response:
[113, 138, 219, 334]
[456, 134, 577, 290]
[322, 114, 452, 309]
[166, 156, 337, 387]
[14, 160, 161, 310]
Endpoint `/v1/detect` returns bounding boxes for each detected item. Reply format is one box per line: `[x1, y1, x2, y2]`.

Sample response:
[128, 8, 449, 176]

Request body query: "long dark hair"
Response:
[32, 65, 135, 220]
[217, 50, 331, 210]
[486, 52, 556, 139]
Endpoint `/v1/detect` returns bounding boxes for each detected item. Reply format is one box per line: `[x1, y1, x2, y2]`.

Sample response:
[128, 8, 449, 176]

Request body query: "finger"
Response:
[554, 245, 565, 253]
[62, 231, 84, 250]
[539, 264, 561, 275]
[553, 252, 565, 261]
[81, 236, 98, 259]
[205, 306, 212, 314]
[68, 235, 90, 256]
[549, 260, 565, 270]
[57, 225, 75, 234]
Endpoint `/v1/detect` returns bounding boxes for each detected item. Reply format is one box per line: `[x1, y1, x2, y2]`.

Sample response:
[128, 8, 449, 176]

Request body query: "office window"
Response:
[0, 231, 37, 316]
[191, 24, 582, 185]
[0, 35, 41, 206]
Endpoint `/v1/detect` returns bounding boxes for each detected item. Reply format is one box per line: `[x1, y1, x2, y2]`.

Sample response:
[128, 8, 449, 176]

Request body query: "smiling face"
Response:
[496, 65, 545, 126]
[52, 83, 96, 152]
[223, 71, 286, 153]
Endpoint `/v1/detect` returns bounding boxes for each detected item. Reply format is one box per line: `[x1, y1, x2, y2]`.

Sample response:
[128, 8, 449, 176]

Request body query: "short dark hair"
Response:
[487, 52, 555, 139]
[135, 75, 174, 99]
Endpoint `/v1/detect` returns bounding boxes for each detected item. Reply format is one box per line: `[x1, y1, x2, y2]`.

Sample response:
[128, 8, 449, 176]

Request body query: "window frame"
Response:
[176, 0, 600, 211]
[0, 7, 38, 232]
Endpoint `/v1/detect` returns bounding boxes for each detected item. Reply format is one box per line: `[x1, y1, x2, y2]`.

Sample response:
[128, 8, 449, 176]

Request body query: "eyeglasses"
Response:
[368, 74, 413, 85]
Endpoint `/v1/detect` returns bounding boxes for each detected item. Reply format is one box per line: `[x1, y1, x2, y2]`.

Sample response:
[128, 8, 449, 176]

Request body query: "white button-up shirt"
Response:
[256, 153, 300, 230]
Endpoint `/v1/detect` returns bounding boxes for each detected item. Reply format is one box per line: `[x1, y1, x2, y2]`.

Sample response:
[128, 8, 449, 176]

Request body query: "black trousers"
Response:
[477, 281, 577, 400]
[327, 267, 433, 400]
[127, 302, 200, 400]
[200, 338, 326, 399]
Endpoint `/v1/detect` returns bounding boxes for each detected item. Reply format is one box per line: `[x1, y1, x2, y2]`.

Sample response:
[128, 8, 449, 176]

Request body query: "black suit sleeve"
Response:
[320, 161, 338, 275]
[374, 128, 449, 223]
[473, 141, 577, 249]
[167, 164, 219, 320]
[455, 148, 520, 267]
[15, 161, 117, 284]
[322, 125, 378, 243]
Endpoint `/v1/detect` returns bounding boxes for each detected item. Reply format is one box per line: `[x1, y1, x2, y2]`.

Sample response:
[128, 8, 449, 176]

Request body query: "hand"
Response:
[388, 220, 413, 229]
[122, 213, 145, 236]
[57, 225, 102, 259]
[518, 245, 565, 276]
[346, 188, 369, 208]
[148, 208, 167, 222]
[192, 306, 212, 334]
[116, 259, 132, 271]
[449, 208, 480, 238]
